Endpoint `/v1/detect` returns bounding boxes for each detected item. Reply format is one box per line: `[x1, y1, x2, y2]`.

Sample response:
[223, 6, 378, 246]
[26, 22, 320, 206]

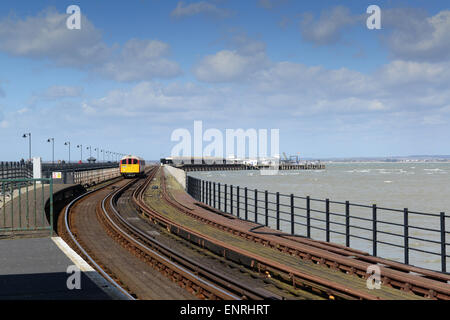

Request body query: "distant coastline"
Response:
[303, 155, 450, 163]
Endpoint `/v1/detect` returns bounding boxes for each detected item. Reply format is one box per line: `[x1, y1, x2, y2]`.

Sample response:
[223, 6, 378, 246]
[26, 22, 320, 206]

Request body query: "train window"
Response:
[121, 159, 127, 164]
[132, 159, 138, 164]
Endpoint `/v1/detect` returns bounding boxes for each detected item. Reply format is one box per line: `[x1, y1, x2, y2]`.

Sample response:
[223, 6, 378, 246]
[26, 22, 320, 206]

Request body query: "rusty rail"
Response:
[157, 168, 450, 300]
[102, 168, 274, 300]
[132, 168, 392, 300]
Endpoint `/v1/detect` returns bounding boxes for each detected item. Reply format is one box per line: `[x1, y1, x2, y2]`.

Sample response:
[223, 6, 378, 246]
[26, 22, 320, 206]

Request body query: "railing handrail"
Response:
[186, 176, 448, 273]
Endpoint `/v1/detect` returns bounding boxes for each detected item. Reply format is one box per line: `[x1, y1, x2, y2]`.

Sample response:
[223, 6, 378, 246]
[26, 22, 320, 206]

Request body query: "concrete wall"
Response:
[163, 165, 186, 189]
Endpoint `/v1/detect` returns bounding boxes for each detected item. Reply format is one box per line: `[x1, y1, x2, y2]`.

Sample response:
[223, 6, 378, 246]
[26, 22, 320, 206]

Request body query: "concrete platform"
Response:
[0, 237, 129, 300]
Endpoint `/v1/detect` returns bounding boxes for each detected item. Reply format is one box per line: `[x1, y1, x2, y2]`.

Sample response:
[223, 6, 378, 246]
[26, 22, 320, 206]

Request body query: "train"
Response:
[120, 155, 146, 178]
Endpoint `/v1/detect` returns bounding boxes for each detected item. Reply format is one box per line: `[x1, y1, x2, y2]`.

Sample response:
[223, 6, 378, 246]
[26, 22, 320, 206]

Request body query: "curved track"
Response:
[60, 176, 199, 300]
[134, 167, 450, 300]
[60, 169, 284, 300]
[59, 166, 450, 300]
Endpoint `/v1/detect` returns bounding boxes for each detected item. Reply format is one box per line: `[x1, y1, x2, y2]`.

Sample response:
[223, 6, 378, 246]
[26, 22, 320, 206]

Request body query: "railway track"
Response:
[133, 169, 381, 300]
[61, 168, 283, 300]
[59, 165, 450, 300]
[134, 167, 450, 300]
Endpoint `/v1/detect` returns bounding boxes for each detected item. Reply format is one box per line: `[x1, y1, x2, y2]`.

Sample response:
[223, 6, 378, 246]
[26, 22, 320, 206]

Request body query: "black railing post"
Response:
[441, 212, 447, 273]
[265, 190, 268, 226]
[230, 185, 233, 216]
[254, 189, 258, 223]
[196, 178, 198, 200]
[224, 184, 228, 213]
[291, 194, 294, 235]
[276, 192, 280, 230]
[404, 208, 409, 265]
[244, 187, 248, 220]
[325, 199, 330, 242]
[373, 204, 377, 257]
[237, 186, 240, 219]
[202, 180, 204, 203]
[213, 182, 216, 208]
[346, 201, 350, 247]
[218, 183, 221, 211]
[209, 181, 212, 206]
[306, 196, 311, 238]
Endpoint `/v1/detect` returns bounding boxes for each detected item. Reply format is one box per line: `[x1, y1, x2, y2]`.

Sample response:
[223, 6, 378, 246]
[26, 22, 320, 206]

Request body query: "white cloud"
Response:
[299, 6, 363, 45]
[84, 57, 450, 122]
[376, 60, 450, 87]
[296, 6, 450, 63]
[41, 86, 84, 99]
[193, 50, 269, 82]
[81, 81, 225, 120]
[98, 39, 182, 82]
[0, 8, 182, 82]
[382, 9, 450, 62]
[193, 34, 271, 83]
[171, 1, 231, 18]
[422, 115, 446, 125]
[0, 8, 109, 67]
[258, 0, 288, 10]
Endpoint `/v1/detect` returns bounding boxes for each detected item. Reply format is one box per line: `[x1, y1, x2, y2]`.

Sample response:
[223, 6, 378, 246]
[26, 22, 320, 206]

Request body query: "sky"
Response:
[0, 0, 449, 161]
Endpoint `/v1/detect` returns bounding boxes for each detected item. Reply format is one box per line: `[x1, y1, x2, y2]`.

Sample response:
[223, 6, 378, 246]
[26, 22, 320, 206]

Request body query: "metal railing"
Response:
[0, 161, 33, 190]
[42, 162, 118, 174]
[73, 167, 120, 185]
[42, 162, 120, 185]
[0, 178, 53, 236]
[187, 176, 450, 273]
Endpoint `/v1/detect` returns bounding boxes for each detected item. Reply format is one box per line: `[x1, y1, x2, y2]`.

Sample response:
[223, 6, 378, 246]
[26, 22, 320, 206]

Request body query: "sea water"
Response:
[188, 162, 450, 272]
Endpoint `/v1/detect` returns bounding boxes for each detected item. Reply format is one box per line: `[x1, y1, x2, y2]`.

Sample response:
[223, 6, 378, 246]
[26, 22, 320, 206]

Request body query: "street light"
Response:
[22, 133, 31, 161]
[86, 146, 92, 159]
[94, 148, 99, 163]
[64, 142, 71, 163]
[77, 144, 83, 163]
[47, 138, 55, 164]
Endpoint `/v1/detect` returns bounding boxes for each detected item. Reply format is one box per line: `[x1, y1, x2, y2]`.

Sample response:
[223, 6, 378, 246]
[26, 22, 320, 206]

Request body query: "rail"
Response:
[187, 176, 449, 274]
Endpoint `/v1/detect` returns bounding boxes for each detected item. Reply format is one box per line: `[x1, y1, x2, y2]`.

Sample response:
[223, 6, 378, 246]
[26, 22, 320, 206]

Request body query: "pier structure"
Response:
[161, 157, 325, 172]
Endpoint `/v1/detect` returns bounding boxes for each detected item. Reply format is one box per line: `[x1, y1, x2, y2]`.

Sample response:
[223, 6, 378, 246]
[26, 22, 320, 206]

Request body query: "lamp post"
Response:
[94, 148, 99, 163]
[77, 144, 83, 163]
[47, 138, 55, 164]
[64, 142, 71, 163]
[86, 146, 92, 158]
[22, 133, 31, 161]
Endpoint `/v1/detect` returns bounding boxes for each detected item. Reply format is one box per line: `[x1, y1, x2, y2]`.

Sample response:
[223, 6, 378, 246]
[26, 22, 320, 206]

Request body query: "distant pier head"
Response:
[160, 157, 325, 172]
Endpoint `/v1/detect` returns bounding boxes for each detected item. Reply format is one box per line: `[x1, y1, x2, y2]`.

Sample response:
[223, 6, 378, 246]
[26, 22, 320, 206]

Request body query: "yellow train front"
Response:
[120, 155, 146, 178]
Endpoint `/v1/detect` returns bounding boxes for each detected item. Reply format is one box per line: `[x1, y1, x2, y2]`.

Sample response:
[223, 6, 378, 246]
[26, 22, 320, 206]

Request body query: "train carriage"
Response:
[120, 155, 145, 178]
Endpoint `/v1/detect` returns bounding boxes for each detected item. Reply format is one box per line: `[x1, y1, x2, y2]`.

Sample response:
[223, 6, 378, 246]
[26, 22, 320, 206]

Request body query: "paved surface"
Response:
[0, 237, 127, 300]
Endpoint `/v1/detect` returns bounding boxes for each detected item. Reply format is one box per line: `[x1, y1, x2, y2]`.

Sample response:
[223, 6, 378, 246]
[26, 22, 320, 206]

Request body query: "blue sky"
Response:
[0, 0, 449, 161]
